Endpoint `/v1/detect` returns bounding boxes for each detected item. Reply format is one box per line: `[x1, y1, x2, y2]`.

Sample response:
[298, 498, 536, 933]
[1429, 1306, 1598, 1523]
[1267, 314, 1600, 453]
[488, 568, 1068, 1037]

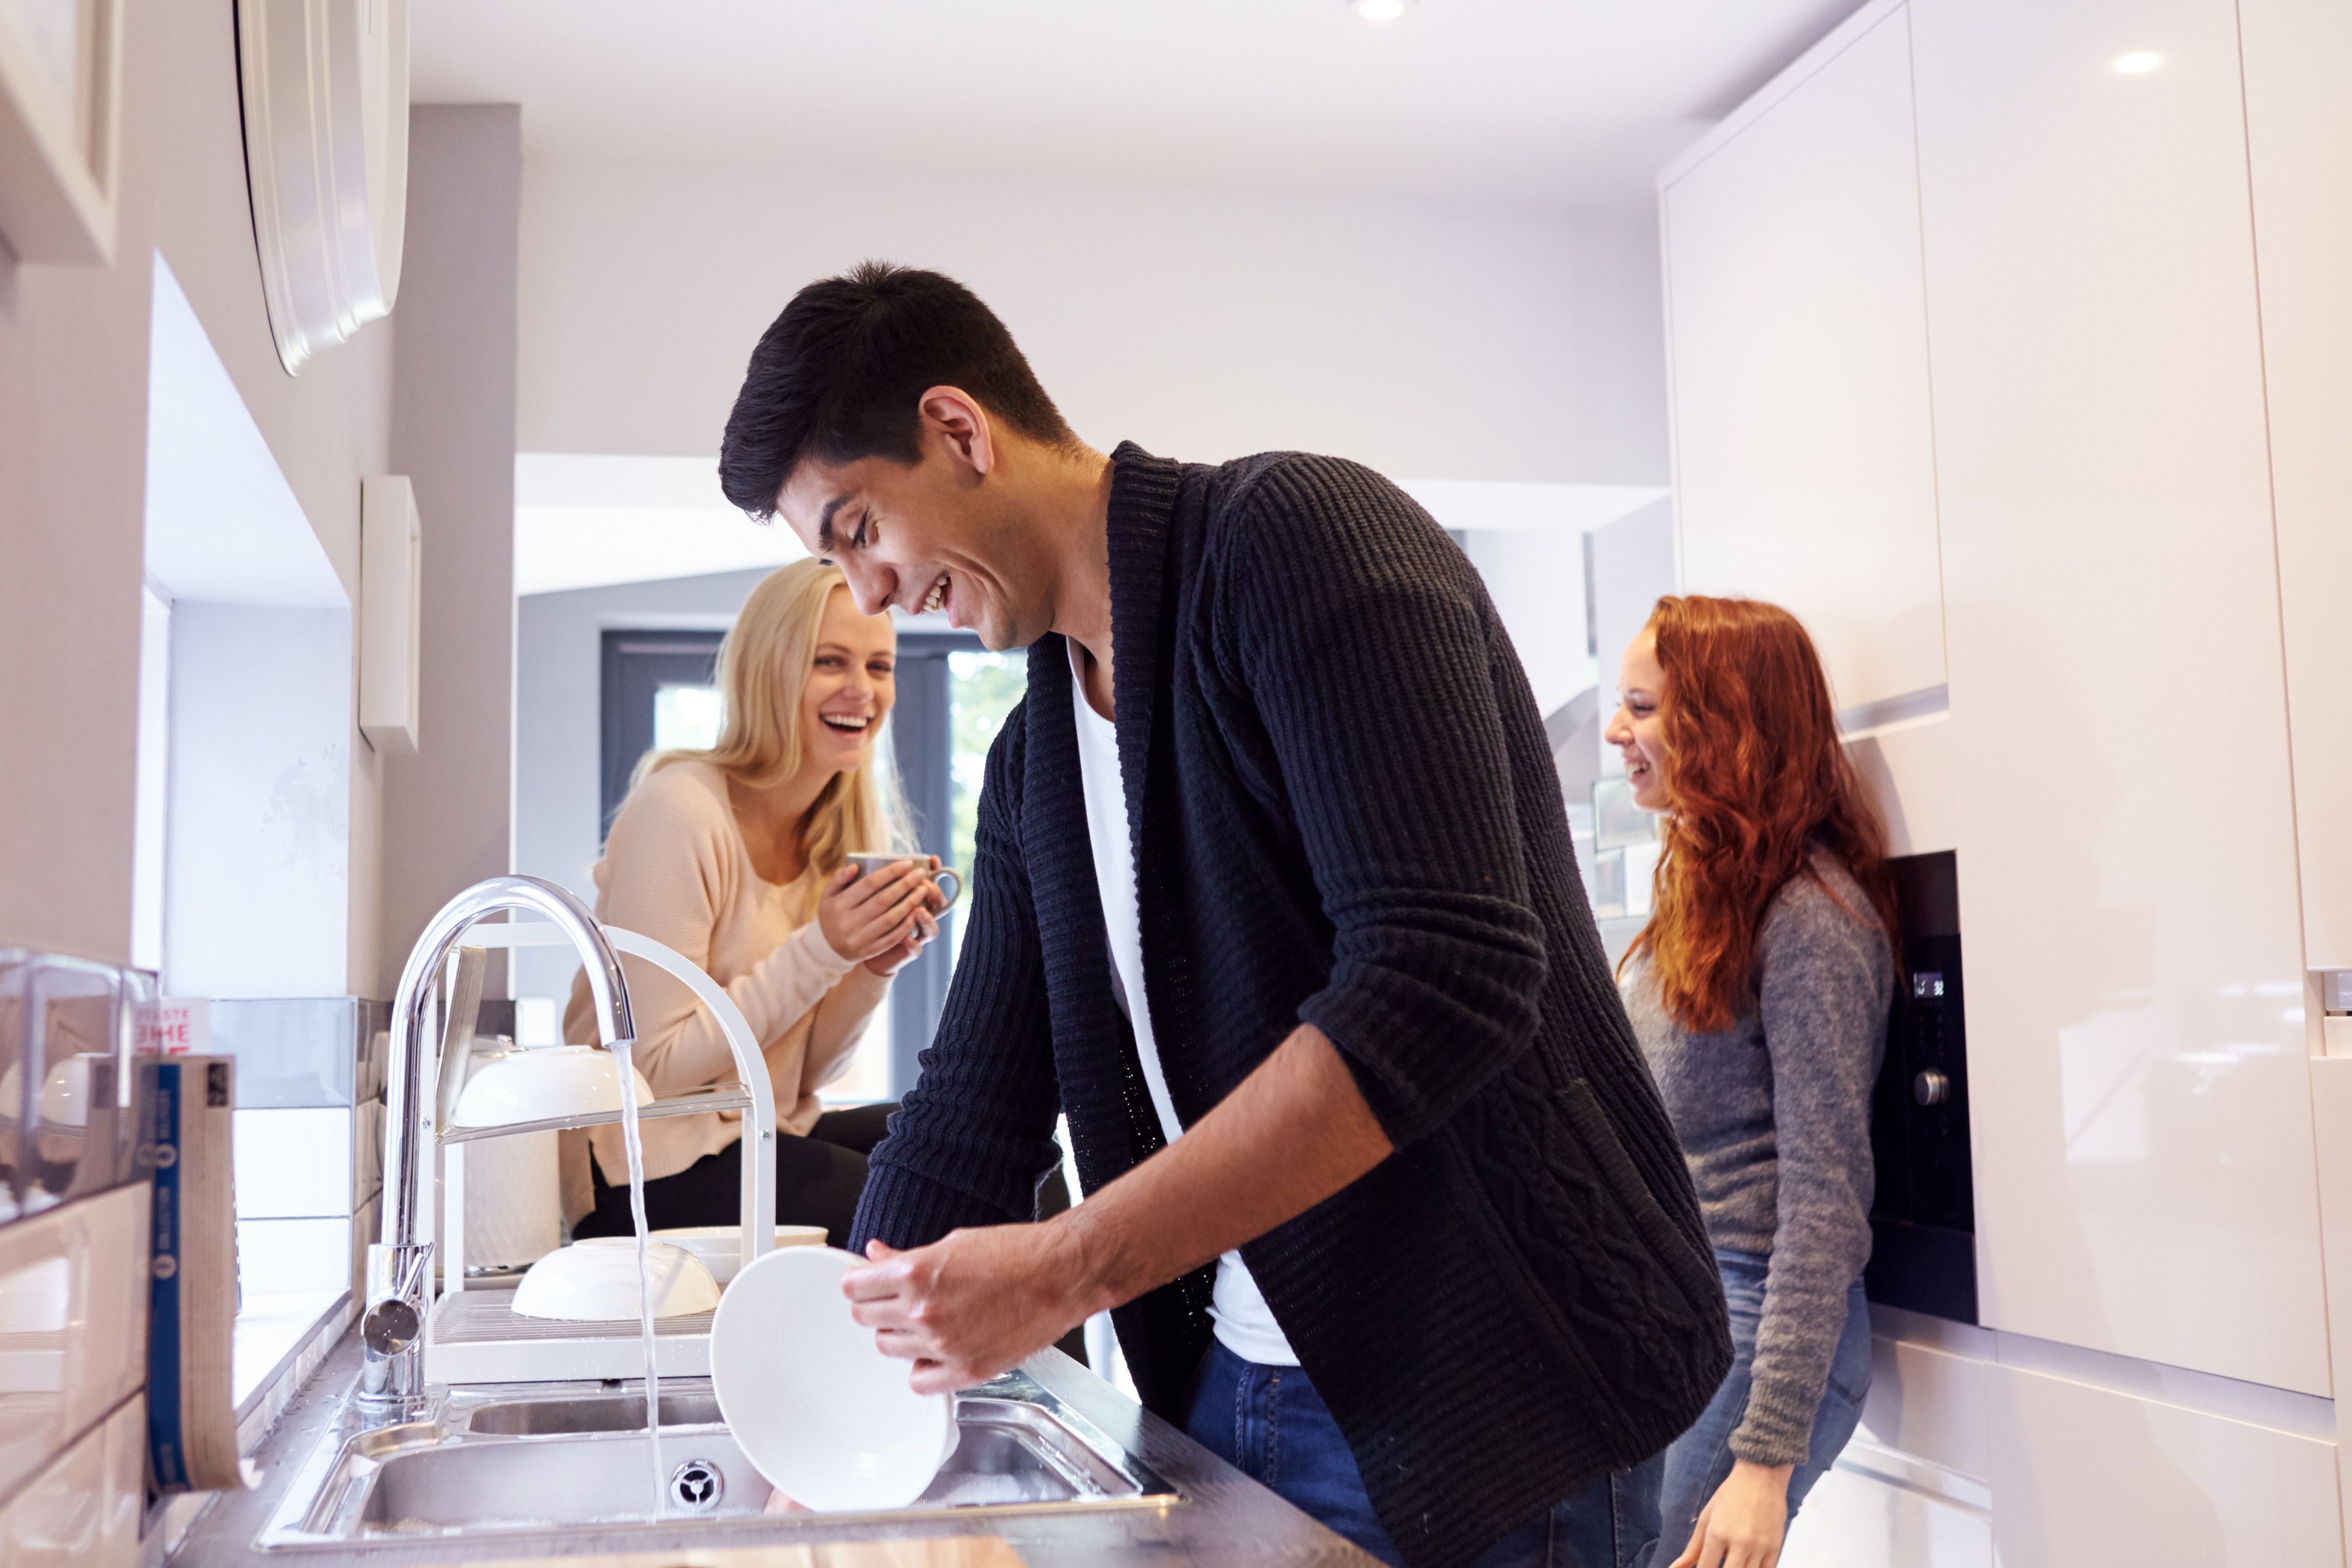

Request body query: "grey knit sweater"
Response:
[1624, 854, 1893, 1465]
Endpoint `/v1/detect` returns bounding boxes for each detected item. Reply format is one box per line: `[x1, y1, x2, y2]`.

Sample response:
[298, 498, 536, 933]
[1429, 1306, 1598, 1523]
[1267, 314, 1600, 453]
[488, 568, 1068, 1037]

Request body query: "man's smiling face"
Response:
[773, 403, 1055, 653]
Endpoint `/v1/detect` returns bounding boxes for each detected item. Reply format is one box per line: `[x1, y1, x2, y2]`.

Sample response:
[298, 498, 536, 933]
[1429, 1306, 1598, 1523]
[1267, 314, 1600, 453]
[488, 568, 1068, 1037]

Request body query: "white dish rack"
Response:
[415, 922, 777, 1384]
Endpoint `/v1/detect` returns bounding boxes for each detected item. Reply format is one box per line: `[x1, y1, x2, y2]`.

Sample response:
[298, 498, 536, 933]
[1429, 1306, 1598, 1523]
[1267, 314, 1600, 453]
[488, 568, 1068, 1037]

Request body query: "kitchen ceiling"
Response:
[411, 0, 1869, 206]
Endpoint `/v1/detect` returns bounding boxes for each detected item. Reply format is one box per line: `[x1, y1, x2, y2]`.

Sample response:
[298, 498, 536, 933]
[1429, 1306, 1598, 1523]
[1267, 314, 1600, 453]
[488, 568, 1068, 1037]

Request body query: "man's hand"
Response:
[843, 1225, 1102, 1396]
[842, 1023, 1392, 1395]
[1671, 1458, 1793, 1568]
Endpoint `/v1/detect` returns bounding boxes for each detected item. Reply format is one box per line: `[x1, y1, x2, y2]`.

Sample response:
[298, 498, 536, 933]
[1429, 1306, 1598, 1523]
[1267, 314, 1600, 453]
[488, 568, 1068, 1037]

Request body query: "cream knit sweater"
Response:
[559, 760, 889, 1222]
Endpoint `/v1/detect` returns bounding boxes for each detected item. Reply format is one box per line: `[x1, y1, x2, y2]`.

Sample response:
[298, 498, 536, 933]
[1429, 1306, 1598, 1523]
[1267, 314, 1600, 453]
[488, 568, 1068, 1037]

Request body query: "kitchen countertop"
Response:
[170, 1329, 1380, 1568]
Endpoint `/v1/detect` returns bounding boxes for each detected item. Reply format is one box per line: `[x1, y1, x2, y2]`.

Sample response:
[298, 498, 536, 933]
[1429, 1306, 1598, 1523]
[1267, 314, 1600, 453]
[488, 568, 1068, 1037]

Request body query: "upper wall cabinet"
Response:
[1907, 0, 2322, 1394]
[1660, 6, 1946, 721]
[0, 0, 122, 262]
[1663, 0, 2337, 1402]
[2238, 0, 2352, 972]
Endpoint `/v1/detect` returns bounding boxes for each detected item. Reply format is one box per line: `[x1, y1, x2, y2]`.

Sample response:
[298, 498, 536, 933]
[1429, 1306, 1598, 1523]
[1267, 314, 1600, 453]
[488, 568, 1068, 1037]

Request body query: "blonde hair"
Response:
[630, 559, 908, 907]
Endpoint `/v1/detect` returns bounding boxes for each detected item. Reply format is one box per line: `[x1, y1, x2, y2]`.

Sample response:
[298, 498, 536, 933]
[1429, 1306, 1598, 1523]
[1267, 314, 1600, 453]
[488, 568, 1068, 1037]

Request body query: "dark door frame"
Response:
[599, 630, 725, 841]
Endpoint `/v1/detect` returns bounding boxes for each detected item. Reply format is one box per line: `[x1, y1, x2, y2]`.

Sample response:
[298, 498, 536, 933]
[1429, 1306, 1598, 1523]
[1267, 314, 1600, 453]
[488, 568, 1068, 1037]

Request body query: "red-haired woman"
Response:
[1605, 596, 1898, 1568]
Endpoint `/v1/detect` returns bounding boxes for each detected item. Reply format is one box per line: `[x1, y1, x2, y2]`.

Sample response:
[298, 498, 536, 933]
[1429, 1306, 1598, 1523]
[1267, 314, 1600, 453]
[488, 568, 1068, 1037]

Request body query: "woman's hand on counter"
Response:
[1671, 1458, 1792, 1568]
[817, 860, 937, 966]
[842, 1223, 1103, 1396]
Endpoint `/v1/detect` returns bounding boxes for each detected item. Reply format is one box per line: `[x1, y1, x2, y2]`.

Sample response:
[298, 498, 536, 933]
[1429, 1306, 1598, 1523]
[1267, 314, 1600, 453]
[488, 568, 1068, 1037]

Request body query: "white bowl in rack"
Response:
[510, 1238, 721, 1321]
[449, 1045, 652, 1130]
[654, 1224, 827, 1286]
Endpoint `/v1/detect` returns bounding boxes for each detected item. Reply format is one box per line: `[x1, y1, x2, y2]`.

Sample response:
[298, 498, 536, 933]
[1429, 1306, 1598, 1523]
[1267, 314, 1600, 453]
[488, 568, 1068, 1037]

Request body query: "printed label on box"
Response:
[137, 998, 210, 1055]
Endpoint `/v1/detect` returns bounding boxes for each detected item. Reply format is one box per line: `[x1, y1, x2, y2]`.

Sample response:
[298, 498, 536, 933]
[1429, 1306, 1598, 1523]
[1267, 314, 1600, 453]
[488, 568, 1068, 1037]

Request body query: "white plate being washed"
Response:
[653, 1224, 827, 1286]
[709, 1246, 956, 1511]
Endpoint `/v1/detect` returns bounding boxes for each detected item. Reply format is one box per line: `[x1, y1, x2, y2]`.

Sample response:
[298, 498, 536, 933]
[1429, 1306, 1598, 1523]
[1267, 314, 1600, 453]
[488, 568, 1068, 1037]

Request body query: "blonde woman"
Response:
[562, 558, 944, 1246]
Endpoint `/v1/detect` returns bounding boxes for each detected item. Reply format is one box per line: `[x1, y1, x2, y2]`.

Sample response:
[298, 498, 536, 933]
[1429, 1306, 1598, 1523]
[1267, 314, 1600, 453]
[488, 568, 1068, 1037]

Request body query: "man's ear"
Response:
[918, 386, 995, 479]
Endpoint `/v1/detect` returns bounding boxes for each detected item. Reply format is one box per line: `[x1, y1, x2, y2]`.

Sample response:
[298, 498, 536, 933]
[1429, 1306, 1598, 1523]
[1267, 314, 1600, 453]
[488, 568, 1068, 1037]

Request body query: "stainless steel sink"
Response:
[257, 1371, 1179, 1548]
[465, 1389, 725, 1435]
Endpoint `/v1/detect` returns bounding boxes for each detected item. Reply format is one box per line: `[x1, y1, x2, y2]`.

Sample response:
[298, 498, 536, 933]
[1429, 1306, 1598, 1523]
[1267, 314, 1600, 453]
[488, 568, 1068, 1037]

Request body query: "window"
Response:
[883, 635, 1026, 1093]
[945, 649, 1027, 968]
[652, 683, 724, 754]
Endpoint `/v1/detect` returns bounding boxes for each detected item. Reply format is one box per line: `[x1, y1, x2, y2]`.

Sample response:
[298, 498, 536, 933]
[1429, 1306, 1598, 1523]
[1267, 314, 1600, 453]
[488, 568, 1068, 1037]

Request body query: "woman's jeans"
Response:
[1656, 1249, 1872, 1558]
[1185, 1338, 1663, 1568]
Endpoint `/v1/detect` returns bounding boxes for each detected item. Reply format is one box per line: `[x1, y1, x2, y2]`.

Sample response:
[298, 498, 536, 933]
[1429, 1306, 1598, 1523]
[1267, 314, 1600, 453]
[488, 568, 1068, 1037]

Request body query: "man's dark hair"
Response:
[719, 261, 1075, 521]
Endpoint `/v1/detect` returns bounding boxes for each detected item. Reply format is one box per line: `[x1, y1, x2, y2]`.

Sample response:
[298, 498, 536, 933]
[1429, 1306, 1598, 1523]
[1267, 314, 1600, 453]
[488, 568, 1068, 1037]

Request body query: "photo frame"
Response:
[0, 0, 124, 264]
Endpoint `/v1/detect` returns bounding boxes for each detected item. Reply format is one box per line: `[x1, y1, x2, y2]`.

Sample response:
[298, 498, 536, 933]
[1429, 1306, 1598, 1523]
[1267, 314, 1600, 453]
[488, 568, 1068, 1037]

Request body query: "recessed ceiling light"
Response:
[1353, 0, 1412, 22]
[2113, 51, 2163, 73]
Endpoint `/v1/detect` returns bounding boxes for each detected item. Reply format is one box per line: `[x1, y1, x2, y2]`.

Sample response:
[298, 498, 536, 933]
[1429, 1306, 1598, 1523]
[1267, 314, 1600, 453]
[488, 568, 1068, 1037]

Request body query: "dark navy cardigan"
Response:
[851, 445, 1730, 1568]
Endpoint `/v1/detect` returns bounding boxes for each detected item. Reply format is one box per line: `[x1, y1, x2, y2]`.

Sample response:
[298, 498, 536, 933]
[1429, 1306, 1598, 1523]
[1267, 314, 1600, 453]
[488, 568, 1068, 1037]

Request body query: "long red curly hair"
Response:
[1622, 596, 1898, 1032]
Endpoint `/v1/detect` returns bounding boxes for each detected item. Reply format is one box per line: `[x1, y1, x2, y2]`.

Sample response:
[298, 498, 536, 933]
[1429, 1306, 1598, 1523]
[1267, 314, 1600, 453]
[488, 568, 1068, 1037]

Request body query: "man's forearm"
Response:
[1052, 1022, 1394, 1315]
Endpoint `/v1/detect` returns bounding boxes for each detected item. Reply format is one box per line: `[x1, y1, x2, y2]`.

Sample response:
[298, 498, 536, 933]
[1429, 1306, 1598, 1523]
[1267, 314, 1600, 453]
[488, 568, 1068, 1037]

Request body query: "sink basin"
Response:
[258, 1372, 1178, 1548]
[466, 1389, 725, 1434]
[356, 1429, 773, 1530]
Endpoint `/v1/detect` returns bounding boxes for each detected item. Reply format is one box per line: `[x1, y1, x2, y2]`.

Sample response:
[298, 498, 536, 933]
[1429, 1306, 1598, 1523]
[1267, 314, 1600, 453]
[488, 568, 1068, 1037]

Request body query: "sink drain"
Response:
[669, 1458, 724, 1511]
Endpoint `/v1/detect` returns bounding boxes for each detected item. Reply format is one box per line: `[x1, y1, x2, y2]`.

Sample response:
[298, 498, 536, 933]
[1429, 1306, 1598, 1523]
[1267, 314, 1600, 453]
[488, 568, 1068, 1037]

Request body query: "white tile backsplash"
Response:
[235, 1216, 351, 1293]
[231, 1107, 354, 1218]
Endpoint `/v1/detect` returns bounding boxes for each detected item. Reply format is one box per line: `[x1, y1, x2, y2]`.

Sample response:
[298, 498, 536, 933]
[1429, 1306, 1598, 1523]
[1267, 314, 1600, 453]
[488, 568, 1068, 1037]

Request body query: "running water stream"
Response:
[609, 1039, 664, 1519]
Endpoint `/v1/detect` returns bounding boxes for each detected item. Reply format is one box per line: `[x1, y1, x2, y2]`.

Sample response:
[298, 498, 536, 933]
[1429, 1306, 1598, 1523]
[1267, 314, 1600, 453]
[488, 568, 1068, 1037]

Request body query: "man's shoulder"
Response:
[1191, 451, 1442, 579]
[1200, 449, 1410, 519]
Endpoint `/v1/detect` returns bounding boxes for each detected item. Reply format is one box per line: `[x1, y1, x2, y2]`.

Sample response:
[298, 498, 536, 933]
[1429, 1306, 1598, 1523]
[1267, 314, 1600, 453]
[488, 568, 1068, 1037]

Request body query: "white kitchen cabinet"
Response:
[1782, 1465, 1991, 1568]
[2306, 1060, 2352, 1544]
[2238, 0, 2352, 975]
[1983, 1362, 2341, 1567]
[1908, 0, 2326, 1393]
[1660, 3, 1946, 720]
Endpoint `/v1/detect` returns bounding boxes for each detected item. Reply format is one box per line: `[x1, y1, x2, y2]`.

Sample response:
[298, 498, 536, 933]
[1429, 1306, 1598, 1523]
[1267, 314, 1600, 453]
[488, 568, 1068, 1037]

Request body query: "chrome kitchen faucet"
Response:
[359, 876, 634, 1421]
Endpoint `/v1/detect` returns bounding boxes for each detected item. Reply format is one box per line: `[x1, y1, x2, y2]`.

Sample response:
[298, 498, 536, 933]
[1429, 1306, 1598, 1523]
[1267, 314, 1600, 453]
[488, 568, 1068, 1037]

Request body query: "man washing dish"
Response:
[718, 261, 1731, 1568]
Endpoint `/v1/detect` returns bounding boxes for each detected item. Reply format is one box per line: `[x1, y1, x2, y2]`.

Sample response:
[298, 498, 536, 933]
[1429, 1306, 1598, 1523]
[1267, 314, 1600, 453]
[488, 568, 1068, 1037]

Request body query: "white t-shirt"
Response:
[1067, 644, 1300, 1367]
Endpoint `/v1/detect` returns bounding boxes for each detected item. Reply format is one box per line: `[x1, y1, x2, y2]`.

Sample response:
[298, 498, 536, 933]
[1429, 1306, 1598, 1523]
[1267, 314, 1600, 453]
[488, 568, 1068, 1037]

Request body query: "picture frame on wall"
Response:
[0, 0, 124, 265]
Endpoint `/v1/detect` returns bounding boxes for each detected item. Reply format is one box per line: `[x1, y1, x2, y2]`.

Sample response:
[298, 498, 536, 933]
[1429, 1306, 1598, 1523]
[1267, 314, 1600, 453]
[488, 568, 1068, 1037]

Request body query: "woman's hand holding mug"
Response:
[820, 856, 959, 976]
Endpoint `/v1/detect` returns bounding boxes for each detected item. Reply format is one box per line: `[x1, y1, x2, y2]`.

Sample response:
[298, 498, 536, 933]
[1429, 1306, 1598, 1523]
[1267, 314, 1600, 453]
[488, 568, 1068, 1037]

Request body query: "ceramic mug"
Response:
[844, 853, 963, 912]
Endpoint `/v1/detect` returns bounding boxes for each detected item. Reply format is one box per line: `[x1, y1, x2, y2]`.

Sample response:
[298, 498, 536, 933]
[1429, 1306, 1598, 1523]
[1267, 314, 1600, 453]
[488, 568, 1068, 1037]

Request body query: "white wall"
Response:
[378, 107, 526, 992]
[163, 607, 353, 997]
[1590, 497, 1680, 732]
[1458, 529, 1594, 720]
[515, 159, 1671, 487]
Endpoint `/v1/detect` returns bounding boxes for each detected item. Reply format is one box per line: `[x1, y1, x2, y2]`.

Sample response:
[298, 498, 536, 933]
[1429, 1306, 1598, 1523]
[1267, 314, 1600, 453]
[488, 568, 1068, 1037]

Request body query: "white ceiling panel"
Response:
[414, 0, 1869, 205]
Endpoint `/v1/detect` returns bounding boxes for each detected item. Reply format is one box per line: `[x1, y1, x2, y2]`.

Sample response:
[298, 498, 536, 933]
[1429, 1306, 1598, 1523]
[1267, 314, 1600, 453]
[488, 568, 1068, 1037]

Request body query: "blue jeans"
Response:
[1656, 1250, 1871, 1558]
[1185, 1339, 1663, 1568]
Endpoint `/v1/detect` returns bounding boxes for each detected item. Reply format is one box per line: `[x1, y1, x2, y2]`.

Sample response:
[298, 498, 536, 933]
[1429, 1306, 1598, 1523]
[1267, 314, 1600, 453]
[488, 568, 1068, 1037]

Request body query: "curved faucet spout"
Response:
[361, 875, 634, 1419]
